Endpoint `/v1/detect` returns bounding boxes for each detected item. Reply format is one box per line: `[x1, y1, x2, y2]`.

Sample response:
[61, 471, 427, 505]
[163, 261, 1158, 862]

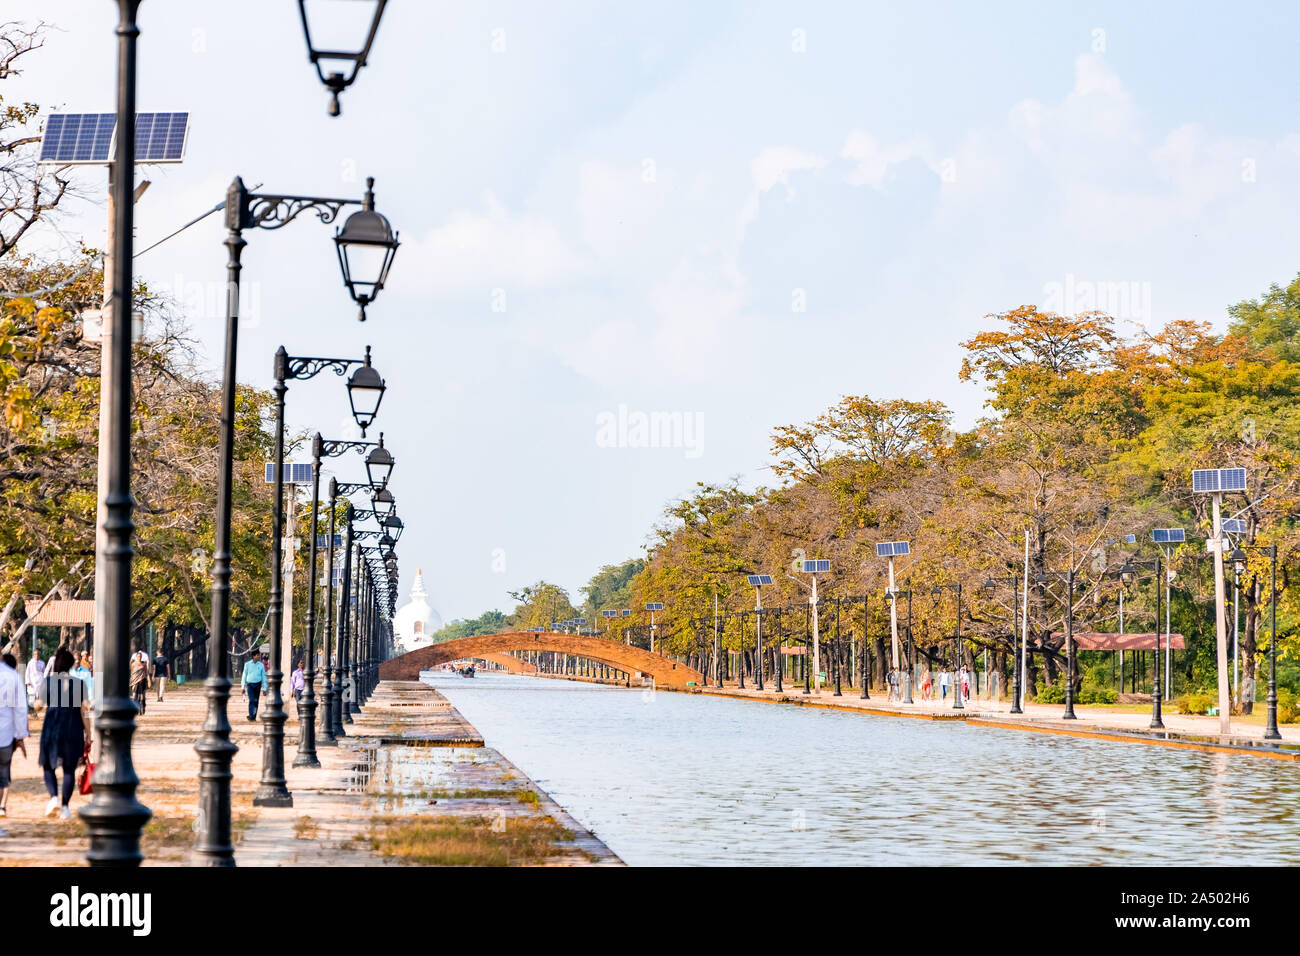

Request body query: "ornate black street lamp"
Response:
[260, 349, 383, 799]
[981, 573, 1022, 714]
[1116, 557, 1164, 729]
[931, 582, 964, 710]
[1236, 545, 1281, 739]
[365, 433, 395, 487]
[335, 180, 400, 321]
[1035, 568, 1079, 719]
[299, 433, 382, 763]
[347, 346, 386, 435]
[194, 175, 395, 861]
[81, 0, 152, 867]
[886, 589, 914, 703]
[298, 0, 389, 116]
[382, 513, 404, 544]
[371, 484, 395, 519]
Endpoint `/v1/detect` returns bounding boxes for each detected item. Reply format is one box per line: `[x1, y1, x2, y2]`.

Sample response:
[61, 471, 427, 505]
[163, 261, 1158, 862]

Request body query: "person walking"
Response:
[23, 647, 44, 709]
[289, 660, 305, 720]
[939, 669, 951, 702]
[921, 668, 932, 701]
[152, 649, 169, 702]
[241, 650, 267, 721]
[0, 652, 29, 835]
[129, 649, 149, 716]
[37, 648, 90, 820]
[72, 652, 93, 704]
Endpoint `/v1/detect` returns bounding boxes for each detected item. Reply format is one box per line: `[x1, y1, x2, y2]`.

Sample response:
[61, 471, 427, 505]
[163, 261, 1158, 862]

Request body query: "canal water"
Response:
[423, 671, 1300, 866]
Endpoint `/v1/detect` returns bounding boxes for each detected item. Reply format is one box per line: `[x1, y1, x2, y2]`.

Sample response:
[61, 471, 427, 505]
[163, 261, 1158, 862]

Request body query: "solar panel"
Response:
[1193, 468, 1248, 494]
[875, 541, 910, 557]
[646, 602, 664, 611]
[1123, 534, 1137, 544]
[1222, 519, 1246, 533]
[802, 559, 831, 573]
[601, 610, 617, 618]
[620, 609, 632, 617]
[1152, 528, 1186, 544]
[264, 462, 315, 484]
[38, 111, 189, 165]
[1219, 468, 1247, 492]
[315, 533, 343, 548]
[746, 575, 774, 587]
[1191, 469, 1219, 493]
[575, 618, 586, 625]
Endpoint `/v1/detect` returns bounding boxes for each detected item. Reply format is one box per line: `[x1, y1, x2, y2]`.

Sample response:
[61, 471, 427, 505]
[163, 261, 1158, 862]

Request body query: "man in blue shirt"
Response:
[240, 651, 268, 721]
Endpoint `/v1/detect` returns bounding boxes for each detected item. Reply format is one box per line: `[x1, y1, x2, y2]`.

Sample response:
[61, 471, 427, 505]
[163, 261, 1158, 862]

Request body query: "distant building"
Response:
[393, 568, 442, 654]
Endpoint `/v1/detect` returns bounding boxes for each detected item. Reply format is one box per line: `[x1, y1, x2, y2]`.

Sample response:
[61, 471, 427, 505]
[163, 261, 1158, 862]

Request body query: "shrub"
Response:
[1037, 684, 1066, 704]
[1078, 687, 1118, 705]
[1278, 689, 1298, 724]
[1175, 692, 1213, 715]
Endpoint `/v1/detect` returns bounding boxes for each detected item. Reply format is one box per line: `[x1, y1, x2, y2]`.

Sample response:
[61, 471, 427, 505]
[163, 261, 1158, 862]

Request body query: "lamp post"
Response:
[931, 582, 964, 711]
[745, 576, 772, 691]
[298, 0, 389, 116]
[1117, 557, 1164, 729]
[303, 436, 383, 758]
[645, 602, 664, 654]
[875, 541, 911, 692]
[194, 174, 397, 859]
[1035, 568, 1078, 720]
[1235, 545, 1280, 739]
[981, 573, 1022, 714]
[261, 348, 384, 798]
[82, 0, 152, 867]
[860, 595, 871, 700]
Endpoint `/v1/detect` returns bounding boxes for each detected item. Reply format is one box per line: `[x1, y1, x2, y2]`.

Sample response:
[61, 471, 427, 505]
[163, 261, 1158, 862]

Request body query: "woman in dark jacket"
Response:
[38, 647, 90, 819]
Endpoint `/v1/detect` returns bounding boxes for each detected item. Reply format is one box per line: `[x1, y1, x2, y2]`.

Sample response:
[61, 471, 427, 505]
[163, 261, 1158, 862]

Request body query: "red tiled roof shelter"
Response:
[1051, 631, 1185, 651]
[26, 600, 95, 627]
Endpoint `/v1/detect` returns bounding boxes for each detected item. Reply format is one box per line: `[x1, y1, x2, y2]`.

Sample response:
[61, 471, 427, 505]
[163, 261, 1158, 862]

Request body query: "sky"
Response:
[8, 1, 1300, 625]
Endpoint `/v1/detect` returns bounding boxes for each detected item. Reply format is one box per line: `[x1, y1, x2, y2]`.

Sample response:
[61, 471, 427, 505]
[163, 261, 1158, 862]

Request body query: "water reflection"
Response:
[425, 672, 1300, 866]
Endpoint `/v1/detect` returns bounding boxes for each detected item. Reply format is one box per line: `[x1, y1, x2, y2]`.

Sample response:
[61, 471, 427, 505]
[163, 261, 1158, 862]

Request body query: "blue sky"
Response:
[9, 1, 1300, 624]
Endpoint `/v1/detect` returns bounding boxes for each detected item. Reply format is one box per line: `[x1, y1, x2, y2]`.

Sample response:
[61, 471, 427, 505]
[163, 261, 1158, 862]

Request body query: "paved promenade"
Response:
[0, 680, 620, 866]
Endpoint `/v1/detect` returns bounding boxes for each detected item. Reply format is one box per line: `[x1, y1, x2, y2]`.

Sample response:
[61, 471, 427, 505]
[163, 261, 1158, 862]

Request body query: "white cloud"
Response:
[840, 130, 926, 187]
[398, 193, 588, 293]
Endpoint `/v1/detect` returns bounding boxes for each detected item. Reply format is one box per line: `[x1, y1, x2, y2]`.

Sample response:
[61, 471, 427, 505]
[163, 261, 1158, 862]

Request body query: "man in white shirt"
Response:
[24, 648, 44, 707]
[0, 652, 30, 835]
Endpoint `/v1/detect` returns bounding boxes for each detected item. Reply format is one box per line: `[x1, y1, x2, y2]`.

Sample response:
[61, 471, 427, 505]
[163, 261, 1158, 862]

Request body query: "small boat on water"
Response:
[459, 665, 476, 678]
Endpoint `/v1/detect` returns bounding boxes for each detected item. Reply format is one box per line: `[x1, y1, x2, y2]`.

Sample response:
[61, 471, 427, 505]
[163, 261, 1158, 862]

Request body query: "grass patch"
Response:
[294, 816, 319, 839]
[142, 813, 195, 851]
[367, 814, 574, 866]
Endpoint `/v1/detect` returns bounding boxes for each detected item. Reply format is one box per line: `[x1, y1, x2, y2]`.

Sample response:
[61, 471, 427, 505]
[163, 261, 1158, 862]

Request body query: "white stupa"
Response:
[393, 568, 442, 654]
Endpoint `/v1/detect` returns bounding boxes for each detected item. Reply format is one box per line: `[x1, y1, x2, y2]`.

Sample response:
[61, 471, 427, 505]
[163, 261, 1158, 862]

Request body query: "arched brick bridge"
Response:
[379, 632, 704, 688]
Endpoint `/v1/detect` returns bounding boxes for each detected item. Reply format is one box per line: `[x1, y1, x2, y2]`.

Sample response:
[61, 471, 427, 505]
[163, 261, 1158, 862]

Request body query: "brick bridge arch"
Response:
[379, 632, 704, 688]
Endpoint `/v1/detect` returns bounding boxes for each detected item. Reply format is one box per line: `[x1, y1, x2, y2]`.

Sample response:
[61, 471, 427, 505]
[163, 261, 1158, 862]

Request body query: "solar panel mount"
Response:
[38, 111, 190, 165]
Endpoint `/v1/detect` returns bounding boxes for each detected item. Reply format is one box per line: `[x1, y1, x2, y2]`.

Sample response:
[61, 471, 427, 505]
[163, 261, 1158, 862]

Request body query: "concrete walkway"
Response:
[0, 679, 620, 866]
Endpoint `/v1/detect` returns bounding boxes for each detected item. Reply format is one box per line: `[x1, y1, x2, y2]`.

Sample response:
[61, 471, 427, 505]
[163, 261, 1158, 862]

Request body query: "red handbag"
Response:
[77, 742, 94, 795]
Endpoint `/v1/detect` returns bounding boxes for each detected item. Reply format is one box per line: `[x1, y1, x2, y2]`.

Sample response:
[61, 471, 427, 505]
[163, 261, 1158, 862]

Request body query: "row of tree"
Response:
[446, 279, 1300, 707]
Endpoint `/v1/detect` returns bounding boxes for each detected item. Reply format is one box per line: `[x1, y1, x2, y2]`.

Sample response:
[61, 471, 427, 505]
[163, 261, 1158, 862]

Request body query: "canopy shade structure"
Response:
[1051, 632, 1186, 651]
[26, 600, 96, 627]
